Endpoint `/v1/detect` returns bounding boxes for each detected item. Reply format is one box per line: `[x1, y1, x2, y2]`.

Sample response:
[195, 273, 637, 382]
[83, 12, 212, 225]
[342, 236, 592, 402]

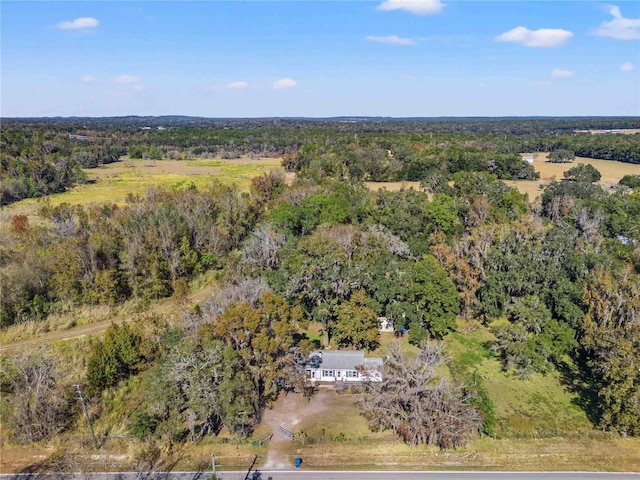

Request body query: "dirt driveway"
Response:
[259, 389, 332, 469]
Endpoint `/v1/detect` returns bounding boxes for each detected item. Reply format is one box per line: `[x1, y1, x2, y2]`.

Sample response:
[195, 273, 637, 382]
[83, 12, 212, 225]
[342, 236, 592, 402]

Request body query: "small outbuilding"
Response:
[305, 350, 383, 383]
[378, 317, 394, 333]
[522, 156, 534, 163]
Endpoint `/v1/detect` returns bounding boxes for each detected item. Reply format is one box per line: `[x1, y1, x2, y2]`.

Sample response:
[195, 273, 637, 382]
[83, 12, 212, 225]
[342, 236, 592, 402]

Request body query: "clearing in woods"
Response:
[1, 156, 283, 221]
[364, 153, 640, 199]
[573, 128, 640, 135]
[504, 152, 640, 199]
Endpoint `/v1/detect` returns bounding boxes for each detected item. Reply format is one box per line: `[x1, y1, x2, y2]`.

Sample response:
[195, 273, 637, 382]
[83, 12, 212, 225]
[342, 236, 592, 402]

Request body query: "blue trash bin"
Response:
[294, 457, 302, 468]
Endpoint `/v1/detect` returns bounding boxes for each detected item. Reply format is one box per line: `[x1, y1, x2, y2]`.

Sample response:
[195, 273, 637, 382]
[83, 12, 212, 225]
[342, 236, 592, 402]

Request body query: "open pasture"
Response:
[1, 156, 283, 219]
[505, 153, 640, 199]
[364, 181, 421, 192]
[363, 154, 640, 200]
[574, 128, 640, 135]
[522, 152, 640, 184]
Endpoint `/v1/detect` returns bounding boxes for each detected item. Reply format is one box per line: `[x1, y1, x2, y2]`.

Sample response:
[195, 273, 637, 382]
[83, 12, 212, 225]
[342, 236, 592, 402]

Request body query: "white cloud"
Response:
[594, 6, 640, 40]
[366, 35, 415, 46]
[528, 80, 553, 87]
[496, 26, 573, 47]
[620, 62, 635, 72]
[57, 17, 99, 30]
[551, 68, 574, 78]
[272, 78, 297, 89]
[80, 75, 97, 83]
[114, 75, 141, 84]
[225, 81, 249, 90]
[378, 0, 445, 15]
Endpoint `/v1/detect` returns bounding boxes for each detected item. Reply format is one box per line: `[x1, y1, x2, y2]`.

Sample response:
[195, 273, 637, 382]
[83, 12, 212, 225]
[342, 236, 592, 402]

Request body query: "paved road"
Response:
[213, 471, 637, 480]
[2, 471, 639, 480]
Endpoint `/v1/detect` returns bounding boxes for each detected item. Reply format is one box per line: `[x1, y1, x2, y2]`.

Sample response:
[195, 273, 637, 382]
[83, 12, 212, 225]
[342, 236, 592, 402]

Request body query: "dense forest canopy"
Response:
[1, 117, 639, 448]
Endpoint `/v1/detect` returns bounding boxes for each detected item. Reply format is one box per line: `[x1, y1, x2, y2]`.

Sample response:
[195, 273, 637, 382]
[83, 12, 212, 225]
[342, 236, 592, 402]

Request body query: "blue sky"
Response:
[2, 1, 639, 117]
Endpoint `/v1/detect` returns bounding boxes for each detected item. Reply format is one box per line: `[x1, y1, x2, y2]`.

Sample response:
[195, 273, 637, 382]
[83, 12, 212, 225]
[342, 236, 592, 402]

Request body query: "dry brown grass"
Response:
[280, 437, 640, 471]
[296, 435, 637, 470]
[507, 153, 640, 199]
[2, 389, 639, 472]
[365, 181, 421, 192]
[363, 154, 640, 200]
[472, 437, 640, 472]
[524, 152, 640, 183]
[0, 304, 113, 346]
[0, 272, 218, 355]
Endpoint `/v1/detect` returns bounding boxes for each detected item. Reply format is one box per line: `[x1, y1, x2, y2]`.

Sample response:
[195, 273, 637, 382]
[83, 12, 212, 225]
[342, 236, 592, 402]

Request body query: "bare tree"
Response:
[3, 349, 73, 444]
[359, 340, 481, 449]
[241, 224, 287, 271]
[365, 225, 412, 258]
[184, 277, 272, 331]
[574, 207, 603, 251]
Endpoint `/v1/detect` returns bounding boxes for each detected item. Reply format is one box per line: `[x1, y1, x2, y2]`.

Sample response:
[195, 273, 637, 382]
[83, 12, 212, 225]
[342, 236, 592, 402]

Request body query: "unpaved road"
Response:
[0, 318, 121, 354]
[0, 284, 215, 355]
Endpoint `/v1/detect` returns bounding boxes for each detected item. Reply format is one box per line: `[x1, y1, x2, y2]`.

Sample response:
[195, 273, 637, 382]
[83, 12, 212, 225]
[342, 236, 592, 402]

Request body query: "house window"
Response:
[322, 370, 335, 377]
[346, 370, 359, 378]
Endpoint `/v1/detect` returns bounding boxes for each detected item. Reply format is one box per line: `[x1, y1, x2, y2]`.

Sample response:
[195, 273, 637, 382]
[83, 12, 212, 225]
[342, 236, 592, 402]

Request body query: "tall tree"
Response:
[204, 292, 310, 416]
[580, 269, 640, 435]
[359, 341, 481, 448]
[407, 255, 461, 339]
[333, 290, 380, 351]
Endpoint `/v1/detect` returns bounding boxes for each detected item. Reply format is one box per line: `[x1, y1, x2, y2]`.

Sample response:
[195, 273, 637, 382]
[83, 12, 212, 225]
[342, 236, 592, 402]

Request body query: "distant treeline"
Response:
[4, 115, 640, 134]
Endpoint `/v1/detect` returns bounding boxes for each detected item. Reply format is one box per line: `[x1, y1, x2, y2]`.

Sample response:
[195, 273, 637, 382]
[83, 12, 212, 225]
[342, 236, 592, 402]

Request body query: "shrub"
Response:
[128, 410, 158, 440]
[87, 323, 143, 391]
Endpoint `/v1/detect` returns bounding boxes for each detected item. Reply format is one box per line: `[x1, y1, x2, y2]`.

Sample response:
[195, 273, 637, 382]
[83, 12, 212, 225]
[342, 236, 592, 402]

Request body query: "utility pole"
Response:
[74, 384, 99, 450]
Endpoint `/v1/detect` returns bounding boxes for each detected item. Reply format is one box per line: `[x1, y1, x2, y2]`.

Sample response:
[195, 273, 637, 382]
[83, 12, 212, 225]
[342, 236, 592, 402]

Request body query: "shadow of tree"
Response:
[555, 357, 601, 427]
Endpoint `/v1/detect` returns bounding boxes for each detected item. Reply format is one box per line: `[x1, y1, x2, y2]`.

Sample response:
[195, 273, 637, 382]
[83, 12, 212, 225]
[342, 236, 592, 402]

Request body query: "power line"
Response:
[74, 384, 99, 450]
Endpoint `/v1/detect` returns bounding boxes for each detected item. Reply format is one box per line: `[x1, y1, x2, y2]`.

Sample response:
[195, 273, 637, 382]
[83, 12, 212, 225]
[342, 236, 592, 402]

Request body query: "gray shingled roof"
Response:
[308, 350, 381, 370]
[364, 357, 383, 368]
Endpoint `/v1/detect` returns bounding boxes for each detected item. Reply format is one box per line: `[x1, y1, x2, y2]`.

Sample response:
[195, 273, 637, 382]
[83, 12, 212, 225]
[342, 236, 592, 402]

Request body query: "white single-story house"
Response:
[522, 156, 534, 163]
[306, 350, 383, 383]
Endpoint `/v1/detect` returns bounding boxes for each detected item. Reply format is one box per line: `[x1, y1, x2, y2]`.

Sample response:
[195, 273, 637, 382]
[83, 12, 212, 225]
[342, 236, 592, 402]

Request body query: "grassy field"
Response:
[362, 153, 640, 199]
[364, 181, 421, 192]
[574, 129, 640, 135]
[507, 152, 640, 199]
[1, 156, 283, 221]
[4, 154, 636, 222]
[444, 327, 594, 439]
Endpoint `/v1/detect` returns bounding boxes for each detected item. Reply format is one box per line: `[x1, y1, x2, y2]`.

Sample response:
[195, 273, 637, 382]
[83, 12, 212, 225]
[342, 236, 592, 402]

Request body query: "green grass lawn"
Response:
[444, 327, 594, 439]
